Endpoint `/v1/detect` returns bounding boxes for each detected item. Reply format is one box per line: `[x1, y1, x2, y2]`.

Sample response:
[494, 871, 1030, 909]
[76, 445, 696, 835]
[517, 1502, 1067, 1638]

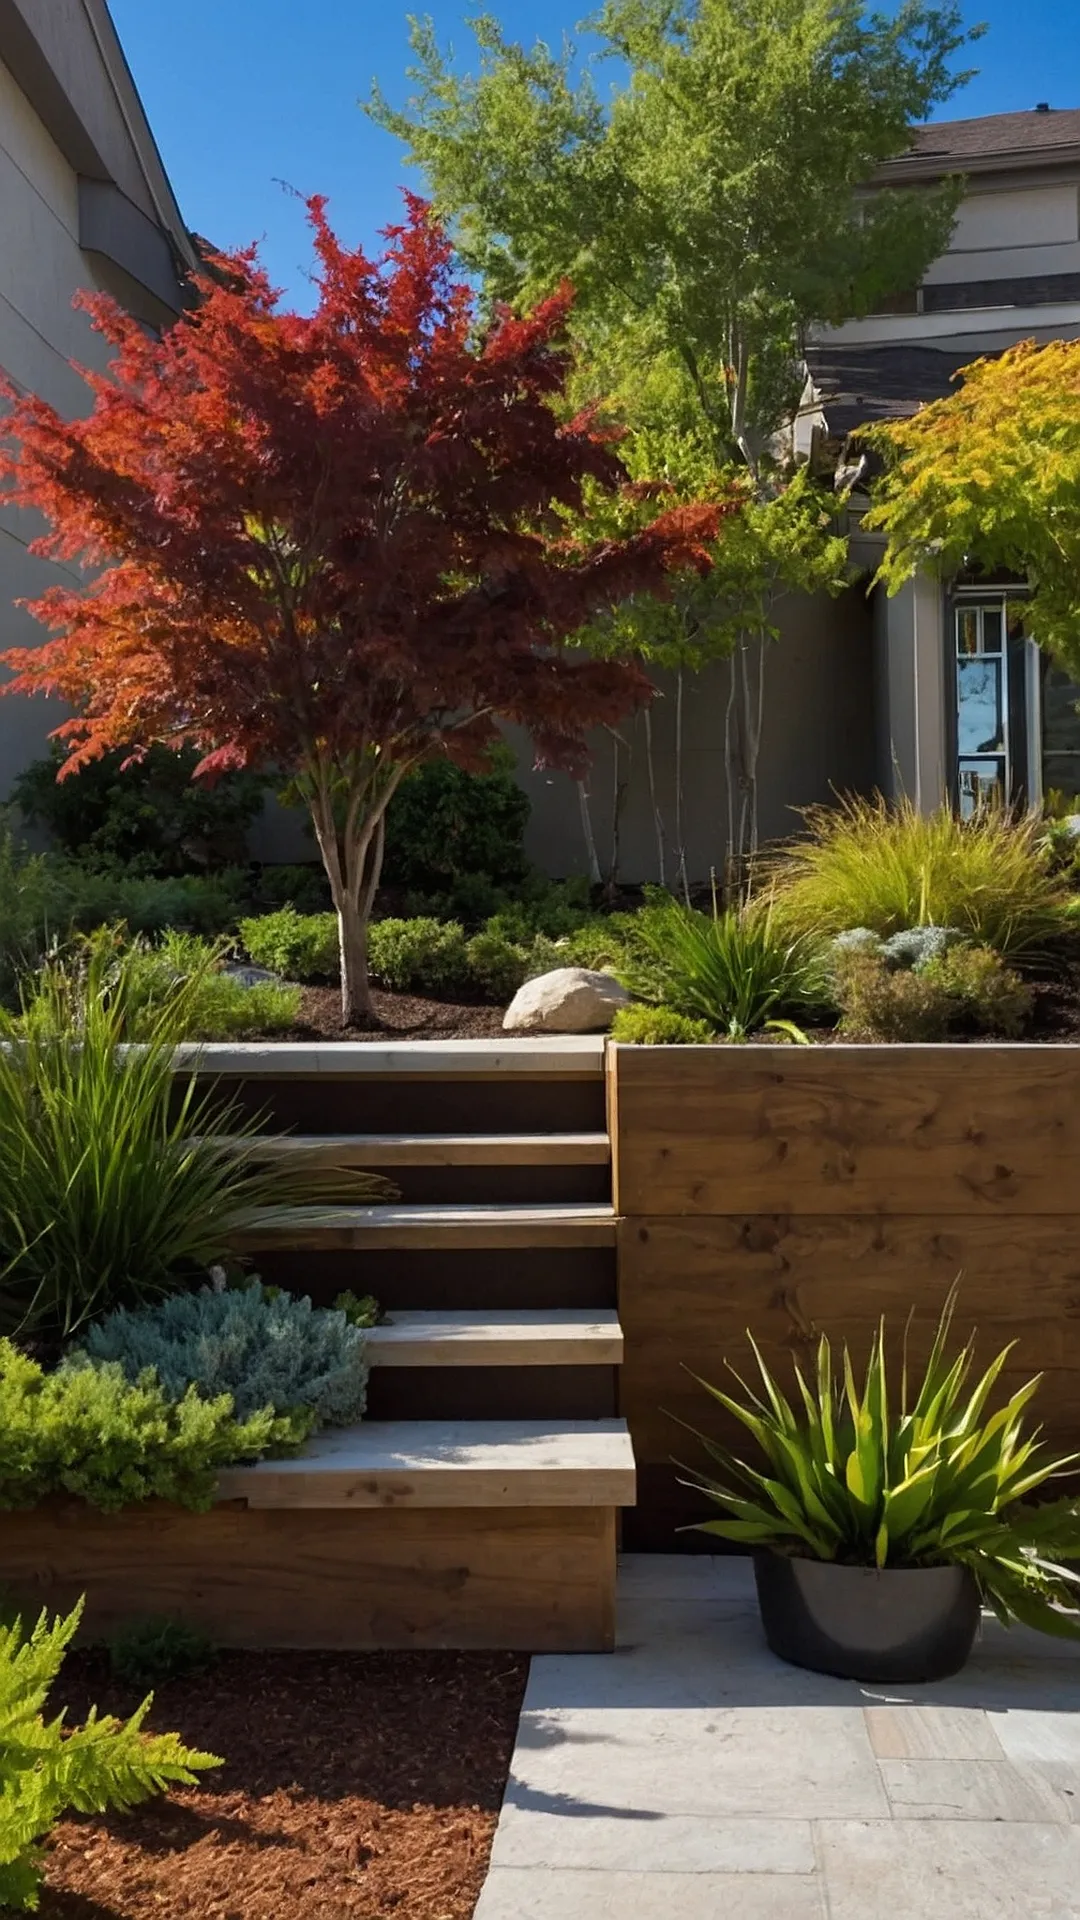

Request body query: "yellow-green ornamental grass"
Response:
[763, 795, 1072, 956]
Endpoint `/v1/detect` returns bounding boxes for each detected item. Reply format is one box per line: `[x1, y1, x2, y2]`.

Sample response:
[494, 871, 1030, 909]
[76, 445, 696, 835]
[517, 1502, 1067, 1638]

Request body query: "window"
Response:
[953, 600, 1026, 816]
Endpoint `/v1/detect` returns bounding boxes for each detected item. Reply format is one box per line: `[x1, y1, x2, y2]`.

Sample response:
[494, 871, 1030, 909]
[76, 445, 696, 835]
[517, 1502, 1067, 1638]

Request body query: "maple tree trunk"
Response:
[338, 894, 374, 1027]
[306, 772, 389, 1030]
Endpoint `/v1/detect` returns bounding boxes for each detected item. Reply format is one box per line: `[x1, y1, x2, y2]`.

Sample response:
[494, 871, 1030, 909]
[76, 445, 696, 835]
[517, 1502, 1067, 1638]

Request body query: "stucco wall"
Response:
[509, 581, 876, 884]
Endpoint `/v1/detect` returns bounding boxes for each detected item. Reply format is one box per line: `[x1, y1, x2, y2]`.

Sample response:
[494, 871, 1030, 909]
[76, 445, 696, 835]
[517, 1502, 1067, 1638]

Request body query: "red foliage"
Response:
[0, 197, 723, 780]
[0, 195, 729, 1017]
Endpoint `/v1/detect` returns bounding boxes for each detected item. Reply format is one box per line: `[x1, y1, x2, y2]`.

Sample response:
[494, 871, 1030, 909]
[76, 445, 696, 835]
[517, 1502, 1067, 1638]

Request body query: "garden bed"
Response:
[274, 984, 507, 1041]
[40, 1645, 527, 1919]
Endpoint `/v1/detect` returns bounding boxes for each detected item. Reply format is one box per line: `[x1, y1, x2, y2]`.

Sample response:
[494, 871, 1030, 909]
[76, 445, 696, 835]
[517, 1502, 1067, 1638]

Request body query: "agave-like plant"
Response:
[618, 893, 827, 1042]
[0, 937, 394, 1342]
[685, 1292, 1080, 1637]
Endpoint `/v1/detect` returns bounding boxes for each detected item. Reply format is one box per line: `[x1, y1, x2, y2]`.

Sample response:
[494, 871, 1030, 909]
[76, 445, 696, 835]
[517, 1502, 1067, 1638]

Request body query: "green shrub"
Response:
[239, 907, 339, 981]
[464, 927, 531, 1001]
[0, 830, 58, 1005]
[620, 896, 827, 1040]
[0, 1339, 302, 1513]
[689, 1291, 1080, 1637]
[58, 930, 300, 1040]
[0, 937, 391, 1340]
[0, 1597, 220, 1912]
[107, 1616, 215, 1691]
[382, 751, 531, 901]
[767, 796, 1070, 956]
[79, 1282, 370, 1426]
[610, 1005, 713, 1044]
[834, 942, 1032, 1041]
[368, 916, 471, 996]
[12, 741, 268, 873]
[63, 868, 249, 938]
[247, 863, 330, 915]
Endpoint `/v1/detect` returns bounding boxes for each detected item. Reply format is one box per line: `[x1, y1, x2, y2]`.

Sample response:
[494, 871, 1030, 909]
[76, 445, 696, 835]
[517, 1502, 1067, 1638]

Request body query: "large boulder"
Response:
[503, 966, 630, 1034]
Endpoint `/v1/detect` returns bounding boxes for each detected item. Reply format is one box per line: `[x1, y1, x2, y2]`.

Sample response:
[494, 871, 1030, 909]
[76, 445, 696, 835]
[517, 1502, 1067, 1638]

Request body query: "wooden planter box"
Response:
[1, 1496, 617, 1651]
[608, 1042, 1080, 1550]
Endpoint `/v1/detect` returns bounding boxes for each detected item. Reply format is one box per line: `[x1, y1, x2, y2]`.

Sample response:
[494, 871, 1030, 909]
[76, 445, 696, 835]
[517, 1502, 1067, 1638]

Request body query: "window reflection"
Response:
[957, 657, 1003, 754]
[954, 599, 1010, 815]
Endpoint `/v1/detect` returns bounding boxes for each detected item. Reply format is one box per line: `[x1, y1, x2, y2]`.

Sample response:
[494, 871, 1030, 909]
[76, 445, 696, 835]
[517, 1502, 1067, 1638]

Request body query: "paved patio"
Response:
[475, 1555, 1080, 1919]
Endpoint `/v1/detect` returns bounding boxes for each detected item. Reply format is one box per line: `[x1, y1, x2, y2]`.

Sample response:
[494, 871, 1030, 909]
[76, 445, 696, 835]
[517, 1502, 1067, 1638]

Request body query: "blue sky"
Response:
[110, 0, 1080, 309]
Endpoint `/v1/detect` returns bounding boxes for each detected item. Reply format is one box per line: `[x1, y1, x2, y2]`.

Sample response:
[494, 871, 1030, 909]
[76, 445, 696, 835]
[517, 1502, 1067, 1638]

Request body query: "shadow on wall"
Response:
[511, 582, 877, 886]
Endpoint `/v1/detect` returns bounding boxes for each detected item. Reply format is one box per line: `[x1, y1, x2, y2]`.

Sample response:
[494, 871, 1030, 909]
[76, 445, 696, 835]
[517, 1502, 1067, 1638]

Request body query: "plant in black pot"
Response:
[685, 1295, 1080, 1683]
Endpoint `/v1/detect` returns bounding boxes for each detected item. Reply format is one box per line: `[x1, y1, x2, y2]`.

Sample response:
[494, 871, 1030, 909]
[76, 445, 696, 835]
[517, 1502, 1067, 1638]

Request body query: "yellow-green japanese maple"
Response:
[867, 339, 1080, 672]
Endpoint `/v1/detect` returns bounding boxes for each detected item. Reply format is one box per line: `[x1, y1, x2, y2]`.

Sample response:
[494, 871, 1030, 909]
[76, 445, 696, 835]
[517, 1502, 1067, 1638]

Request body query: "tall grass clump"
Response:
[766, 796, 1071, 956]
[620, 894, 827, 1041]
[0, 938, 392, 1341]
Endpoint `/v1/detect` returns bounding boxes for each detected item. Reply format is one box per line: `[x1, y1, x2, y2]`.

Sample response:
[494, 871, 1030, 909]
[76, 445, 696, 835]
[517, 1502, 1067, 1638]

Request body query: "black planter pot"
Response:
[753, 1552, 981, 1683]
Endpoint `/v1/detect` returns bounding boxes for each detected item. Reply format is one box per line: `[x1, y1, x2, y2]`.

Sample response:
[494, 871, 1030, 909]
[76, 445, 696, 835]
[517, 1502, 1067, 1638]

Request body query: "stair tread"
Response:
[241, 1131, 611, 1166]
[366, 1308, 623, 1367]
[175, 1037, 606, 1078]
[234, 1202, 617, 1250]
[217, 1418, 636, 1509]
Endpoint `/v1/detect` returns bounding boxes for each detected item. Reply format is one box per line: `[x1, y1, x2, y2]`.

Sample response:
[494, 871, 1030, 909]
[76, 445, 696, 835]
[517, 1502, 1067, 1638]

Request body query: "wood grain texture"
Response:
[0, 1501, 617, 1650]
[610, 1044, 1080, 1217]
[216, 1418, 636, 1509]
[233, 1203, 617, 1251]
[234, 1133, 612, 1167]
[618, 1214, 1080, 1476]
[366, 1309, 624, 1367]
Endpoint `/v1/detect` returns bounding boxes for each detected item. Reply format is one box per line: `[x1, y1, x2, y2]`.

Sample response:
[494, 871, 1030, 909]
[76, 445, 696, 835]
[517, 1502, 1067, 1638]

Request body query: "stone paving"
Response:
[474, 1555, 1080, 1919]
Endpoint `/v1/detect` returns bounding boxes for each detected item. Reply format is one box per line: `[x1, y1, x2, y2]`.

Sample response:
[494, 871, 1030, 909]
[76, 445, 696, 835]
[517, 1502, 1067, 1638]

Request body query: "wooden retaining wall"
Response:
[609, 1043, 1080, 1551]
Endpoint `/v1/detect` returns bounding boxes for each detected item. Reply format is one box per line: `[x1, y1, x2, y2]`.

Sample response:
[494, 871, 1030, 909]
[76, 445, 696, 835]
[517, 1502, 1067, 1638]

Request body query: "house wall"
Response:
[0, 7, 193, 804]
[0, 55, 123, 789]
[510, 581, 876, 884]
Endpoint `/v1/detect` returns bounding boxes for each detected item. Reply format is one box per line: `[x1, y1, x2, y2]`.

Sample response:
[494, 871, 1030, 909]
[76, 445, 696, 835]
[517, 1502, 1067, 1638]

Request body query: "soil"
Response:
[273, 986, 507, 1042]
[39, 1648, 528, 1920]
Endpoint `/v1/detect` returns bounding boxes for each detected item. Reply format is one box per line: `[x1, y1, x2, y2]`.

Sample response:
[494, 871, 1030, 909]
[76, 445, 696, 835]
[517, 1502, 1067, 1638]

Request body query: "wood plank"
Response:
[175, 1037, 606, 1080]
[229, 1132, 611, 1167]
[233, 1202, 617, 1250]
[617, 1214, 1080, 1476]
[0, 1500, 616, 1650]
[216, 1418, 637, 1509]
[366, 1309, 624, 1367]
[610, 1043, 1080, 1216]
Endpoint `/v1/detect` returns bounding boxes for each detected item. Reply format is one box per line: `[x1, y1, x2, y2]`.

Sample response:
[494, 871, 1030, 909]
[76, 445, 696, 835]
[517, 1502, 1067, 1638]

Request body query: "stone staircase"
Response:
[192, 1036, 634, 1650]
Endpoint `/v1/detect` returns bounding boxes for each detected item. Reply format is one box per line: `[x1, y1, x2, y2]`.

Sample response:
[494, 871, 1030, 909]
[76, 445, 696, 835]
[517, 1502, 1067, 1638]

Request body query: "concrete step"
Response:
[366, 1308, 623, 1368]
[233, 1202, 618, 1251]
[216, 1418, 637, 1509]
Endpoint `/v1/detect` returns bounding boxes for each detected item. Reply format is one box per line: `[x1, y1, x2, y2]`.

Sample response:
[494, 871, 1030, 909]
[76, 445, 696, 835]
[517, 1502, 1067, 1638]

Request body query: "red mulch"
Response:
[40, 1649, 528, 1920]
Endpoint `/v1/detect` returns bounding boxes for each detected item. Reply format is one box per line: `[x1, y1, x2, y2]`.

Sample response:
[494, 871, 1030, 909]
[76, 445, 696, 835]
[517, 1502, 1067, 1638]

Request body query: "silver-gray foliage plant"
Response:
[830, 926, 961, 972]
[76, 1283, 369, 1426]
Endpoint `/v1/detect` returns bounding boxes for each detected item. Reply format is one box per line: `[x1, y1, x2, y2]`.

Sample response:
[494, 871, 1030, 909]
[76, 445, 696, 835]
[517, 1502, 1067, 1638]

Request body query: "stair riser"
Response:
[189, 1074, 606, 1136]
[365, 1363, 617, 1422]
[247, 1244, 616, 1312]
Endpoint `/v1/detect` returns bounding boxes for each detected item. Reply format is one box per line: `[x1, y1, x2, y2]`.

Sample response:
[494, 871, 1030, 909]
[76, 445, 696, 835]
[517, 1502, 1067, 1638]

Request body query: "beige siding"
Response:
[0, 56, 121, 785]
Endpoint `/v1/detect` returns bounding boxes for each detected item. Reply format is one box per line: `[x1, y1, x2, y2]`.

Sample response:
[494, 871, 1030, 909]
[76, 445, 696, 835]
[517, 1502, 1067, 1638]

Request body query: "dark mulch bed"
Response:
[273, 986, 507, 1042]
[40, 1649, 528, 1920]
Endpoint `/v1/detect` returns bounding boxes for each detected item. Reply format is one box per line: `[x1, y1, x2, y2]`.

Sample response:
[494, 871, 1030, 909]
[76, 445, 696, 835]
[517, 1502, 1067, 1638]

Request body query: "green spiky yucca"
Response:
[0, 937, 393, 1340]
[0, 1597, 219, 1911]
[688, 1293, 1080, 1638]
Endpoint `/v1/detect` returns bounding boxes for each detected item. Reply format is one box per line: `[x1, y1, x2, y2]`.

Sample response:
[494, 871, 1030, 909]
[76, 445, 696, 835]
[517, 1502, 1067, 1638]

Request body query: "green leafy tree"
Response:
[575, 458, 851, 880]
[866, 338, 1080, 673]
[0, 1598, 219, 1912]
[370, 0, 977, 466]
[371, 0, 971, 876]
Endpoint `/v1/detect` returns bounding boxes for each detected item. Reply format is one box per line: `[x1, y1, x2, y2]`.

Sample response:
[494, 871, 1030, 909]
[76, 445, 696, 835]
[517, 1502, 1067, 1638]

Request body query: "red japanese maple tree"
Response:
[0, 196, 725, 1023]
